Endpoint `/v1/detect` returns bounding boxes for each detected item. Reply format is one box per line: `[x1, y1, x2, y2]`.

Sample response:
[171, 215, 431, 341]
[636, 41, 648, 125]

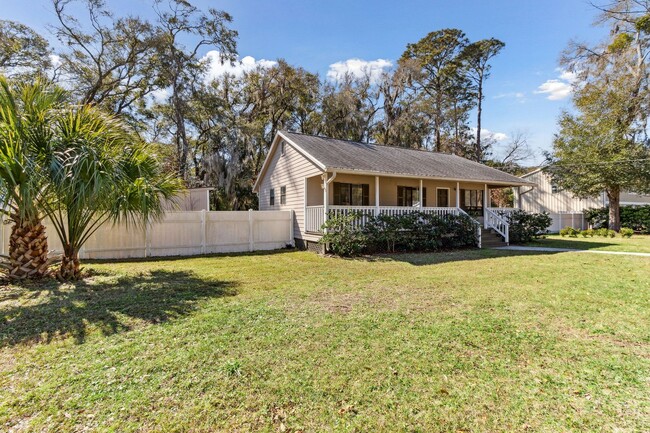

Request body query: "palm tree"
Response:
[42, 104, 181, 280]
[0, 77, 65, 279]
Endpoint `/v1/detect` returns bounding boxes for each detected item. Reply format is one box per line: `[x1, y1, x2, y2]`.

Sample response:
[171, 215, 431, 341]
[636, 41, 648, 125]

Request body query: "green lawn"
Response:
[529, 234, 650, 253]
[1, 247, 649, 432]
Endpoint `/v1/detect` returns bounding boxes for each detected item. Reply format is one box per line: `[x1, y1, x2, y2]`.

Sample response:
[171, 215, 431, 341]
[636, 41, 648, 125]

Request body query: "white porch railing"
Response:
[485, 207, 510, 244]
[458, 207, 482, 249]
[305, 206, 463, 233]
[306, 205, 325, 233]
[489, 207, 517, 217]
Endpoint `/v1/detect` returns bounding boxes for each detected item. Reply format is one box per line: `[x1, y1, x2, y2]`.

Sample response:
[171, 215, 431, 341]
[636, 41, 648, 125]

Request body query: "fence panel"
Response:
[548, 212, 587, 233]
[0, 210, 293, 260]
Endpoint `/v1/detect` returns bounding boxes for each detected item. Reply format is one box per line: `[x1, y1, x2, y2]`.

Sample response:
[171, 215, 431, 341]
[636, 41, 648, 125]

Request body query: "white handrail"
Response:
[457, 207, 482, 248]
[484, 207, 510, 244]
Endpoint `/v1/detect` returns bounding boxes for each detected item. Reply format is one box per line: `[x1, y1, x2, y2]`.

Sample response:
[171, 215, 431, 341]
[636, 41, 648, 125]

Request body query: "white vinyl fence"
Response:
[0, 210, 294, 260]
[548, 212, 587, 233]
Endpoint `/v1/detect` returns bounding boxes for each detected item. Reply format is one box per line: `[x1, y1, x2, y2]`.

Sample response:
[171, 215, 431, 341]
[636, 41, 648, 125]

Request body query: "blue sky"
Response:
[4, 0, 606, 164]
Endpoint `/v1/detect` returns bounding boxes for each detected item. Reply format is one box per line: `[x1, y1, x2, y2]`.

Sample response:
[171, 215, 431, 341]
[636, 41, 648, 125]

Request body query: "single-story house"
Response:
[253, 131, 534, 249]
[513, 167, 650, 231]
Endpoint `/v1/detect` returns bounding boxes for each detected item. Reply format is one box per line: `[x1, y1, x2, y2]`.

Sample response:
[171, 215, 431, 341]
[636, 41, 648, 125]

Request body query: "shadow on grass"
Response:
[80, 247, 297, 265]
[527, 238, 616, 250]
[350, 246, 567, 266]
[0, 269, 237, 347]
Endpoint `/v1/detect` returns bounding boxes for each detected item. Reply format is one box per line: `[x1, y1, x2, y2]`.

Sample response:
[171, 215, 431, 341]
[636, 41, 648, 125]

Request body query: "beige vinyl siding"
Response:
[258, 140, 322, 239]
[517, 170, 603, 213]
[621, 192, 650, 205]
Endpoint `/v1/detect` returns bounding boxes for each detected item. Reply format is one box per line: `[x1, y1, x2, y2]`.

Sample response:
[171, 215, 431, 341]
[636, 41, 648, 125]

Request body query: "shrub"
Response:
[620, 227, 634, 238]
[506, 210, 552, 243]
[580, 229, 594, 237]
[319, 212, 368, 256]
[320, 211, 478, 256]
[560, 226, 580, 237]
[607, 229, 616, 238]
[585, 205, 650, 233]
[595, 227, 610, 237]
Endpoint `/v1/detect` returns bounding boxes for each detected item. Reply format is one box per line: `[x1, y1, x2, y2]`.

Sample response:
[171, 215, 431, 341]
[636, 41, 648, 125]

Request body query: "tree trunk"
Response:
[58, 246, 81, 281]
[476, 81, 483, 162]
[607, 188, 621, 231]
[6, 216, 50, 279]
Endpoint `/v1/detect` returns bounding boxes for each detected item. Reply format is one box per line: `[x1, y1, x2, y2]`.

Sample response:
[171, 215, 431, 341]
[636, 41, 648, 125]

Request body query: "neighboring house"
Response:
[513, 167, 650, 231]
[514, 168, 605, 214]
[253, 131, 533, 249]
[163, 187, 213, 211]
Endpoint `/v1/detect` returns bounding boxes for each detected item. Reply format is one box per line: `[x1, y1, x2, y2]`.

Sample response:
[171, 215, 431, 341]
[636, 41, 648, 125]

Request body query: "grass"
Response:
[1, 247, 649, 432]
[529, 234, 650, 253]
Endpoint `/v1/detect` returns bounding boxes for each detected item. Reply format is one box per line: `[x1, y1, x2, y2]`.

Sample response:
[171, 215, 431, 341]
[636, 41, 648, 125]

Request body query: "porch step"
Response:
[480, 228, 507, 248]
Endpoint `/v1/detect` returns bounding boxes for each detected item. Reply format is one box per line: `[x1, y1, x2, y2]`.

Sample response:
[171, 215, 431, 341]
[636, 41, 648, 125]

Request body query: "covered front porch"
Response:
[304, 172, 518, 245]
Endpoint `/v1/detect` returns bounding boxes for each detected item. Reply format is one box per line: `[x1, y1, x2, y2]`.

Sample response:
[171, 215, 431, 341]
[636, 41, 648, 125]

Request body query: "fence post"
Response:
[145, 220, 151, 258]
[201, 209, 206, 255]
[248, 209, 254, 252]
[289, 210, 294, 246]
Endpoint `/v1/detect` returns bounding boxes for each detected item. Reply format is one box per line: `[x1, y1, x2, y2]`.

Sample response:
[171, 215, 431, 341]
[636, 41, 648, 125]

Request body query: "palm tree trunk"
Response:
[6, 216, 50, 279]
[58, 246, 81, 281]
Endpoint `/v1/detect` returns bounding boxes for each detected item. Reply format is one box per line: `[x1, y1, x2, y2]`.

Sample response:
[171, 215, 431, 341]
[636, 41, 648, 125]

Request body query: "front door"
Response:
[436, 188, 449, 207]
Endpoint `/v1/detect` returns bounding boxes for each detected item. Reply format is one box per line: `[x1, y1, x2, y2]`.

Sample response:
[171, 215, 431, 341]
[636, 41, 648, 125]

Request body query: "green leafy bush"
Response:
[506, 210, 552, 243]
[319, 212, 368, 256]
[620, 227, 634, 238]
[560, 226, 580, 237]
[580, 229, 594, 237]
[595, 227, 609, 237]
[320, 211, 477, 256]
[585, 205, 650, 233]
[608, 229, 617, 238]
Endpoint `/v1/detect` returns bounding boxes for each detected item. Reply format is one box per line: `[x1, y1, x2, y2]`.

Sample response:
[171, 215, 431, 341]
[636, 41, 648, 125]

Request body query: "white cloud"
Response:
[327, 58, 392, 83]
[49, 54, 62, 68]
[473, 128, 508, 142]
[494, 91, 525, 100]
[535, 69, 577, 101]
[203, 50, 277, 82]
[150, 87, 171, 103]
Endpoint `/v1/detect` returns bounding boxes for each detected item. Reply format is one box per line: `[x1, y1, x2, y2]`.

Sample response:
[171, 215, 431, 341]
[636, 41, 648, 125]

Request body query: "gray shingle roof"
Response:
[281, 131, 533, 186]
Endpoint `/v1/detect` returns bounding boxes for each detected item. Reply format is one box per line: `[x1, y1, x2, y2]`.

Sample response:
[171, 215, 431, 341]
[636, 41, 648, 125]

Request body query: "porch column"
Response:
[323, 173, 329, 226]
[419, 179, 423, 209]
[456, 181, 460, 209]
[483, 184, 489, 228]
[375, 176, 380, 216]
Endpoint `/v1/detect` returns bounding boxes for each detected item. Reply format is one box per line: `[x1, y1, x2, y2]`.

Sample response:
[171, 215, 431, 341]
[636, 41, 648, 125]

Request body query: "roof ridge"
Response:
[281, 129, 459, 156]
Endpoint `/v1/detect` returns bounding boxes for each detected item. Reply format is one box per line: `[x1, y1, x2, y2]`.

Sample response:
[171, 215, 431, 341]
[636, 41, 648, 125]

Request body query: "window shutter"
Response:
[422, 187, 427, 207]
[362, 184, 369, 206]
[270, 188, 275, 206]
[333, 183, 341, 205]
[397, 186, 404, 206]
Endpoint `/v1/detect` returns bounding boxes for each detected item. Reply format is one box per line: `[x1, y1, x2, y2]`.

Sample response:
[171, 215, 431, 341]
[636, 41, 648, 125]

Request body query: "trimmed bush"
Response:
[505, 210, 552, 243]
[320, 211, 477, 256]
[319, 212, 368, 256]
[580, 229, 594, 237]
[560, 226, 580, 237]
[585, 205, 650, 233]
[620, 227, 634, 238]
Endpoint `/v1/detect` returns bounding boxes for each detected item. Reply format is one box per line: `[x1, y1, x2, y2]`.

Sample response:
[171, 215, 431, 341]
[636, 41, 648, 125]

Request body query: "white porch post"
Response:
[483, 184, 489, 228]
[419, 179, 423, 209]
[456, 181, 460, 209]
[323, 173, 329, 229]
[375, 176, 380, 216]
